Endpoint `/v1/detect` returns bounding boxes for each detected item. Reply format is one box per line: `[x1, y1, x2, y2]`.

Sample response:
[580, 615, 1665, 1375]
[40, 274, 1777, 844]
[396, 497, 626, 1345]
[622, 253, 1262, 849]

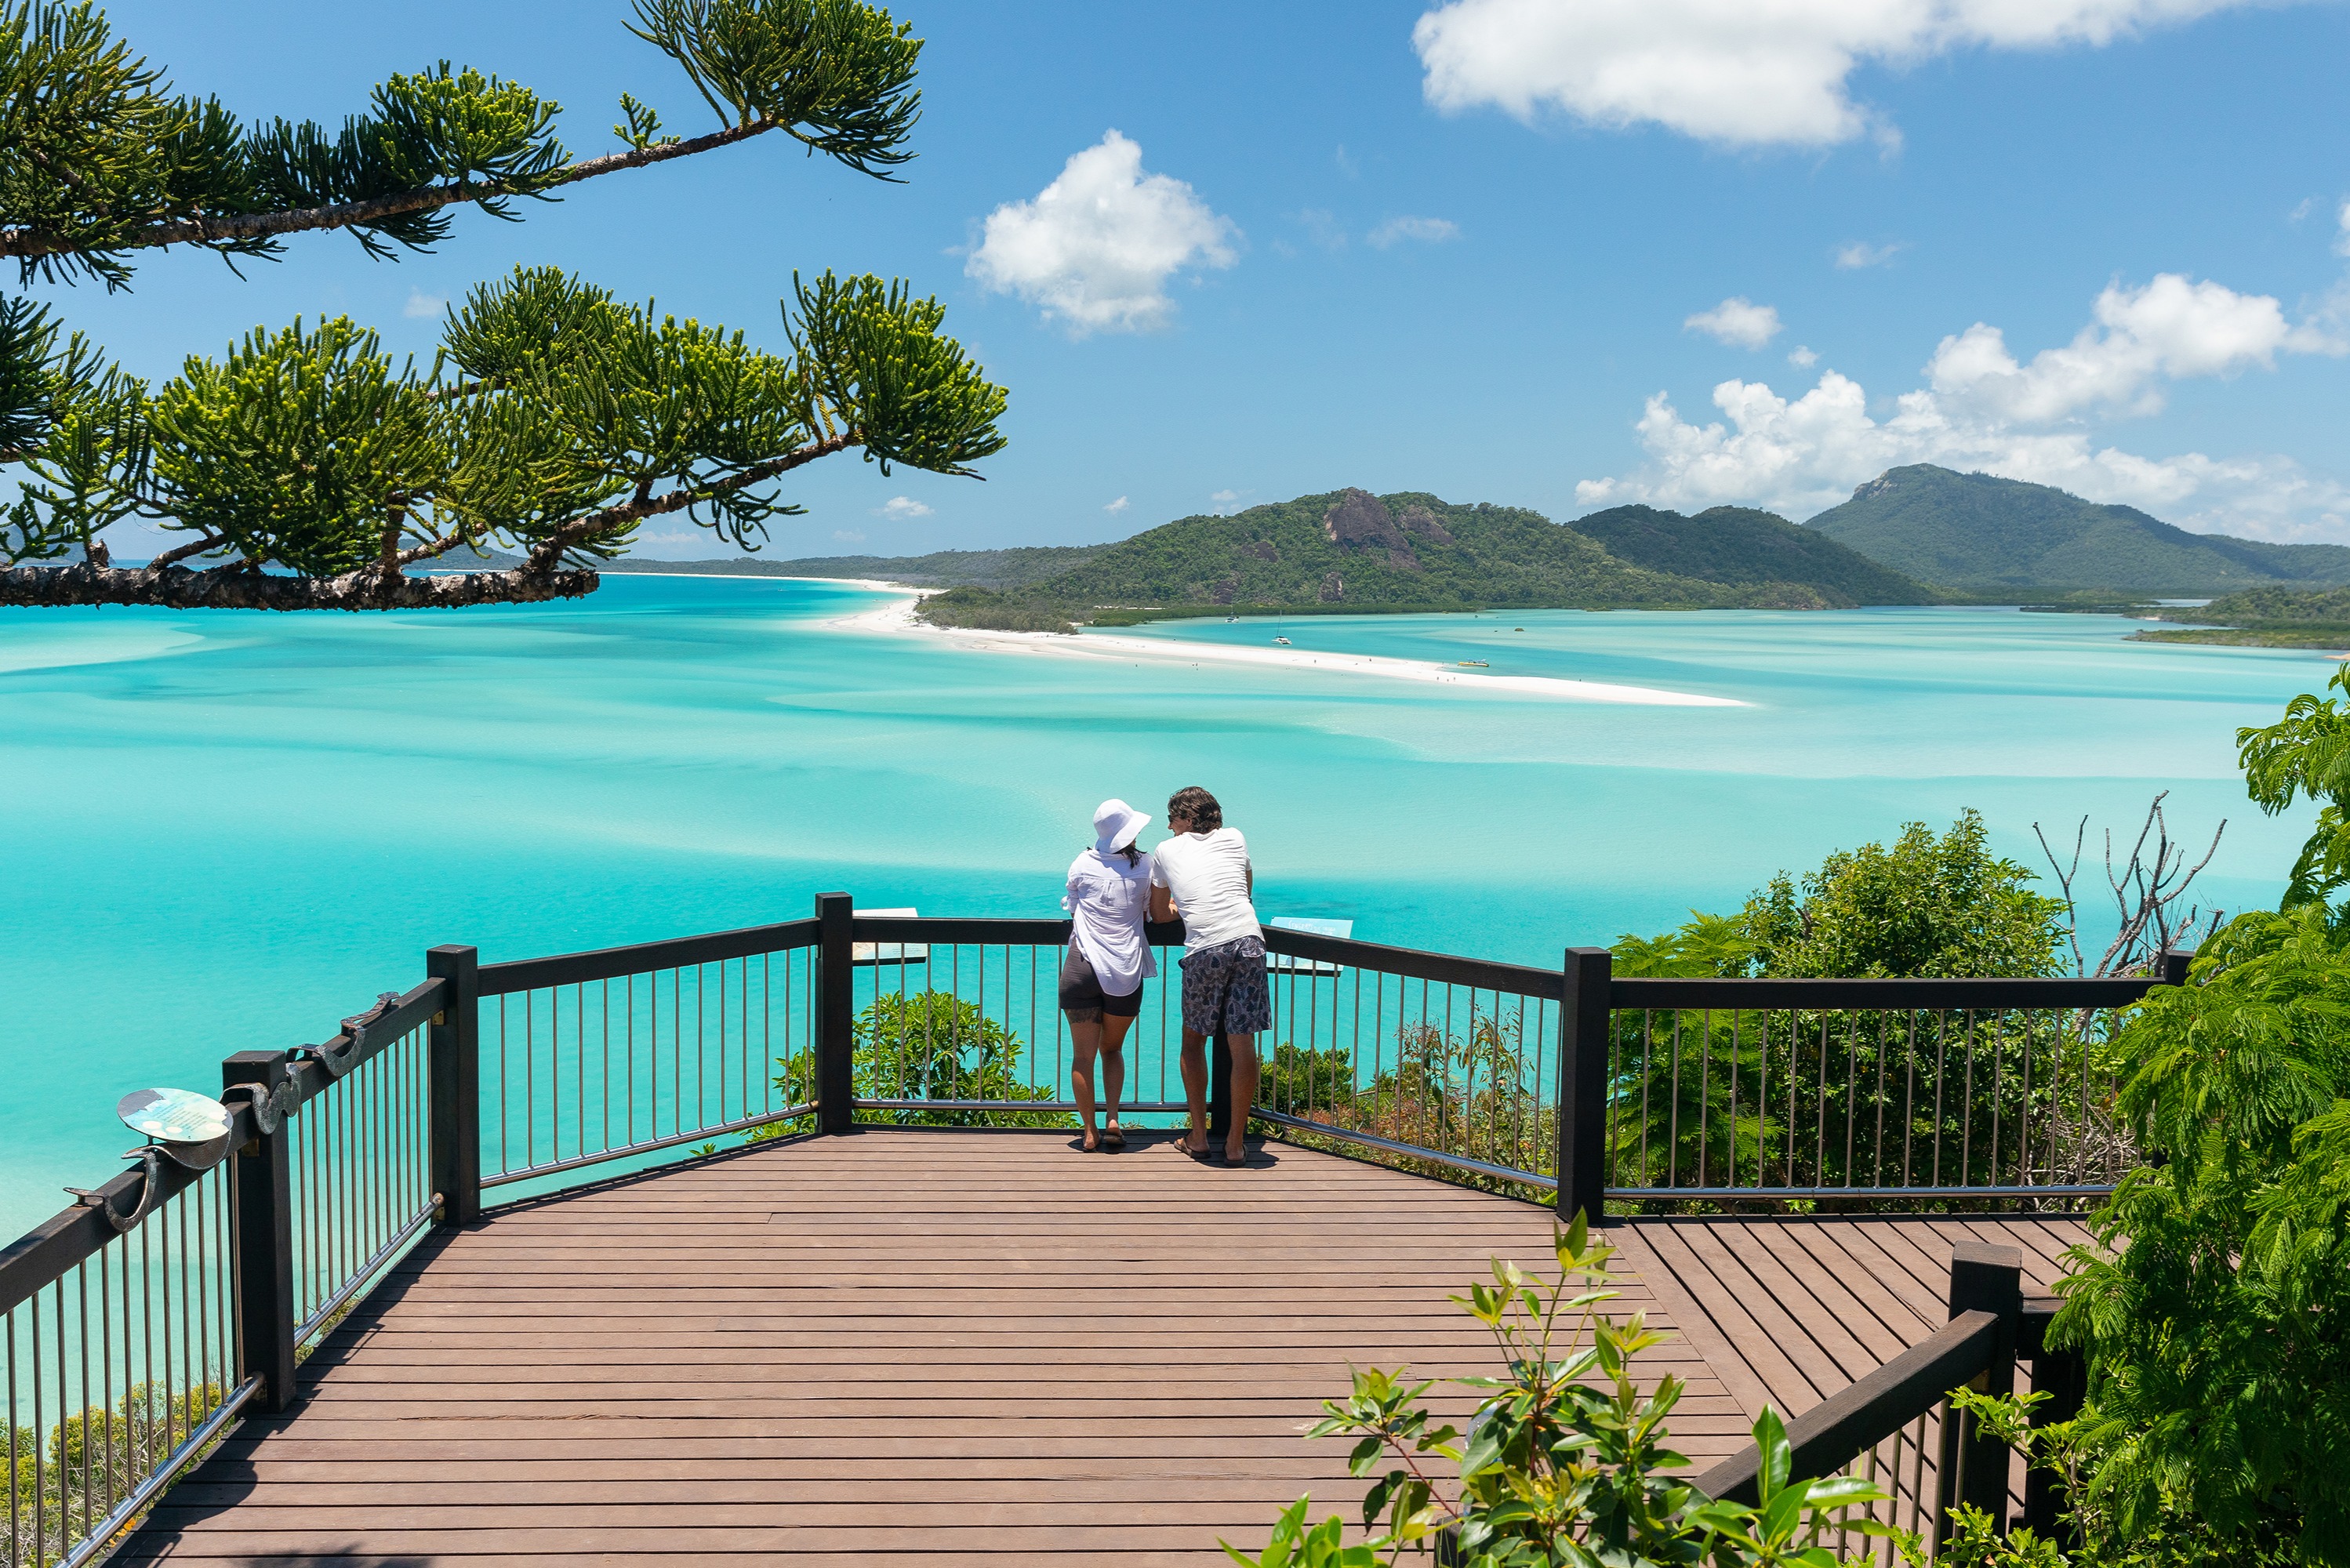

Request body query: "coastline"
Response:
[829, 589, 1746, 707]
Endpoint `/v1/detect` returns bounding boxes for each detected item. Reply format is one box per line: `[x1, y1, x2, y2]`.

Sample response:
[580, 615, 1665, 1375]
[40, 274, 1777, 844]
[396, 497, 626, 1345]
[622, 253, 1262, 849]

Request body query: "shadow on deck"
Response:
[119, 1129, 2080, 1566]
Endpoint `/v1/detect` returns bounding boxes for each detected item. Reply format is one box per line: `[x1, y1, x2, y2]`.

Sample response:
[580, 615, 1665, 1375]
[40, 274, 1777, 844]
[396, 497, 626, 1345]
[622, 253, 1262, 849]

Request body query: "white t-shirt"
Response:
[1151, 828, 1260, 951]
[1063, 848, 1158, 996]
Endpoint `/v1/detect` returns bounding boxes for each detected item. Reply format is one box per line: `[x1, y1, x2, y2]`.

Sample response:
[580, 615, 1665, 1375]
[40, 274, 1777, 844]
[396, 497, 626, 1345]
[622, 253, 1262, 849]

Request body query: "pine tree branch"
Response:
[521, 430, 856, 575]
[394, 529, 474, 567]
[147, 532, 227, 569]
[0, 557, 600, 610]
[0, 120, 780, 265]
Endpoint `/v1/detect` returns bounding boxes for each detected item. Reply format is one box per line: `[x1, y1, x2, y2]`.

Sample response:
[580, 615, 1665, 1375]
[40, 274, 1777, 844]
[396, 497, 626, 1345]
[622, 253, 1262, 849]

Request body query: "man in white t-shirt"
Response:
[1148, 785, 1269, 1164]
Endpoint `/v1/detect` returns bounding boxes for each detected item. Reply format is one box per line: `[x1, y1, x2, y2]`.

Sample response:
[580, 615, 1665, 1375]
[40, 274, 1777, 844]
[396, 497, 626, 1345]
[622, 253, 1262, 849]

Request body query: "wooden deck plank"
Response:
[127, 1131, 2087, 1563]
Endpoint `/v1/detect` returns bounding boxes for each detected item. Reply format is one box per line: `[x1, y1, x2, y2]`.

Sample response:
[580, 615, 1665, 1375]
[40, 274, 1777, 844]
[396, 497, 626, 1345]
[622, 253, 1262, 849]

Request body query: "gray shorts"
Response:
[1059, 942, 1142, 1024]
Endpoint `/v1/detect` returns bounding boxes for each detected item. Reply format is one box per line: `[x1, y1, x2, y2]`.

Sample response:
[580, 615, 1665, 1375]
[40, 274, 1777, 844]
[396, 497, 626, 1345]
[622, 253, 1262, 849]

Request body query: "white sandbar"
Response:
[828, 590, 1745, 708]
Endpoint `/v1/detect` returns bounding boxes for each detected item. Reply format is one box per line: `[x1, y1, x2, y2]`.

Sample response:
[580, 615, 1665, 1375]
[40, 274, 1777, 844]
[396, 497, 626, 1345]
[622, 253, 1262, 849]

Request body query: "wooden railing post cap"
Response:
[1947, 1241, 2024, 1316]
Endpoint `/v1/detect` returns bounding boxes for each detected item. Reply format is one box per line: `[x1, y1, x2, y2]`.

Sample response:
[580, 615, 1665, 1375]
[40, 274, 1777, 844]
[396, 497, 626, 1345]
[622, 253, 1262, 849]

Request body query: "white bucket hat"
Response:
[1092, 797, 1151, 854]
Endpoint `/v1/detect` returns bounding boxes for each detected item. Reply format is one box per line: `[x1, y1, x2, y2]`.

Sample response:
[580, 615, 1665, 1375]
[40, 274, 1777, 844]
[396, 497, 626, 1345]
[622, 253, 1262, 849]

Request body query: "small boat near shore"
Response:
[1458, 659, 1489, 668]
[1273, 636, 1291, 645]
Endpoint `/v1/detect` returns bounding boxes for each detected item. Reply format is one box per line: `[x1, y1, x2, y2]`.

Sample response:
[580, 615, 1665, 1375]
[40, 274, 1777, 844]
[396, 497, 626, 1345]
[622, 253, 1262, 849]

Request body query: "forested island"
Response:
[914, 488, 1938, 631]
[2130, 586, 2350, 649]
[434, 464, 2350, 638]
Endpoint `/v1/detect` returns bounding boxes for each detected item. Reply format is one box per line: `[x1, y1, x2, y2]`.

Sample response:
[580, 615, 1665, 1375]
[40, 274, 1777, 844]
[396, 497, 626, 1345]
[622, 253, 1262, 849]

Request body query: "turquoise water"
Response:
[0, 578, 2323, 1237]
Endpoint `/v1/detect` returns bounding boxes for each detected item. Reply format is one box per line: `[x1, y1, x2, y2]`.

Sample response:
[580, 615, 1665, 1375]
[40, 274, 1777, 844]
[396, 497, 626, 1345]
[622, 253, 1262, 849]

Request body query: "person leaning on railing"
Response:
[1060, 798, 1158, 1152]
[1149, 785, 1269, 1167]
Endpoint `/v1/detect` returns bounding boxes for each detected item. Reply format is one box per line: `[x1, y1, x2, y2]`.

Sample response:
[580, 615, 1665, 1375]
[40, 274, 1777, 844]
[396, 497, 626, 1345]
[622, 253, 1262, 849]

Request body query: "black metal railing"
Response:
[472, 919, 823, 1194]
[1691, 1242, 2080, 1563]
[1599, 971, 2177, 1208]
[0, 893, 2181, 1564]
[0, 975, 444, 1568]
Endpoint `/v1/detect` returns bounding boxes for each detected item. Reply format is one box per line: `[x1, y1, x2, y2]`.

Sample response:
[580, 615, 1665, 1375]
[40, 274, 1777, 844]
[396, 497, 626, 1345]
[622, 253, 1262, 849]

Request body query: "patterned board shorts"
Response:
[1179, 935, 1272, 1037]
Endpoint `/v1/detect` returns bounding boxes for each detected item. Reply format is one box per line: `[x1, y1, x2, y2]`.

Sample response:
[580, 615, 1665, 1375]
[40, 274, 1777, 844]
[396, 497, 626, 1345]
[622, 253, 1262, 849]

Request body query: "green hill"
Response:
[659, 546, 1106, 589]
[1572, 504, 1937, 604]
[1805, 465, 2350, 595]
[920, 488, 1927, 630]
[2131, 585, 2350, 649]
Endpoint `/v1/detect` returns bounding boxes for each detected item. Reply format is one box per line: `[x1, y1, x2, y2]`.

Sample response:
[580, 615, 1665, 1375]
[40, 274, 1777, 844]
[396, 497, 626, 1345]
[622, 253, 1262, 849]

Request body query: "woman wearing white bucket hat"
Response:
[1059, 798, 1159, 1152]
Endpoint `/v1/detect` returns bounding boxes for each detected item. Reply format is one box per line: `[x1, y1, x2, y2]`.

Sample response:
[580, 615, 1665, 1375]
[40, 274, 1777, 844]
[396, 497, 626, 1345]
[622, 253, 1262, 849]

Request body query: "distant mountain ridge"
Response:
[1804, 466, 2350, 594]
[1574, 504, 1936, 605]
[919, 488, 1938, 630]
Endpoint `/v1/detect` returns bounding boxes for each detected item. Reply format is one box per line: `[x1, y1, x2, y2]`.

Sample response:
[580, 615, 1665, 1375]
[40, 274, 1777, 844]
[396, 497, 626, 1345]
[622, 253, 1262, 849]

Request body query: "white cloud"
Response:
[1208, 488, 1251, 515]
[1788, 345, 1819, 368]
[1105, 495, 1131, 514]
[875, 495, 933, 520]
[832, 528, 867, 544]
[1924, 274, 2335, 424]
[967, 130, 1239, 336]
[1369, 215, 1461, 249]
[2288, 197, 2315, 224]
[1834, 241, 1905, 269]
[1412, 0, 2267, 148]
[403, 289, 445, 319]
[1684, 297, 1783, 350]
[1579, 272, 2350, 539]
[2337, 200, 2350, 258]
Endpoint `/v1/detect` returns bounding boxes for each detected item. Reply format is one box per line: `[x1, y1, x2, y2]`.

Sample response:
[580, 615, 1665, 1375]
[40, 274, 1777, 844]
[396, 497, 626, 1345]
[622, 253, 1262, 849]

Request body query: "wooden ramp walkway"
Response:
[121, 1129, 2083, 1566]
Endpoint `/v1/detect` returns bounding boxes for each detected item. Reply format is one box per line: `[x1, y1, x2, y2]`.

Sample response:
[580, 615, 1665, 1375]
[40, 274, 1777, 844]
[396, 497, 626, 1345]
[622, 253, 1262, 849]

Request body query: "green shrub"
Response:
[2045, 906, 2350, 1563]
[1222, 1214, 1904, 1568]
[767, 988, 1073, 1130]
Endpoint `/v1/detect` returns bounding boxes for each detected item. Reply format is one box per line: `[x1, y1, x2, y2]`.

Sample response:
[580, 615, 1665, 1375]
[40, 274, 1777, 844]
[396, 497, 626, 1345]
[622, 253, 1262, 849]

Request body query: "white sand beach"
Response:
[828, 588, 1746, 707]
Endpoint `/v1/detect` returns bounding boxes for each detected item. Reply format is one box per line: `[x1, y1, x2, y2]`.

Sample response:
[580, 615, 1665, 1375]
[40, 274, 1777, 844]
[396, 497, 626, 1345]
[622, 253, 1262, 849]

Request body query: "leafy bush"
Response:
[1273, 1007, 1556, 1196]
[2044, 906, 2350, 1563]
[1609, 812, 2079, 1199]
[1266, 1040, 1357, 1113]
[9, 1380, 227, 1566]
[1222, 1214, 1905, 1568]
[767, 988, 1073, 1130]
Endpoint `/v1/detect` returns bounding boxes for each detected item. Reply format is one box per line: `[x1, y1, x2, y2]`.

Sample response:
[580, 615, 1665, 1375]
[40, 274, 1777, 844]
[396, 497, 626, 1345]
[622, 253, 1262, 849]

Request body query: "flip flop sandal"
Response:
[1102, 1126, 1126, 1150]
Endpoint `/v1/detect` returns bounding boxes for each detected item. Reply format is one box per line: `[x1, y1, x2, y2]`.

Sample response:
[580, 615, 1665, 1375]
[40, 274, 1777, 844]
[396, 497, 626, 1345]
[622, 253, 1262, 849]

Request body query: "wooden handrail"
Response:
[479, 916, 821, 993]
[1692, 1308, 2003, 1505]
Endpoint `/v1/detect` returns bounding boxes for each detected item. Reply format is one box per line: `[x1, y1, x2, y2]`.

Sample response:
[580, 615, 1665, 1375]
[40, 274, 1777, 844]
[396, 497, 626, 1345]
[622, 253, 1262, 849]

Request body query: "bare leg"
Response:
[1179, 1029, 1209, 1152]
[1069, 1015, 1102, 1150]
[1226, 1032, 1259, 1163]
[1099, 1012, 1133, 1138]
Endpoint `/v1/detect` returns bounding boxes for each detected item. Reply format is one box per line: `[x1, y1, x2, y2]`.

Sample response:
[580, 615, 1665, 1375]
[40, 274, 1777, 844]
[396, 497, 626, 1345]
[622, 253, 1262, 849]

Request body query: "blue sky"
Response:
[36, 0, 2350, 559]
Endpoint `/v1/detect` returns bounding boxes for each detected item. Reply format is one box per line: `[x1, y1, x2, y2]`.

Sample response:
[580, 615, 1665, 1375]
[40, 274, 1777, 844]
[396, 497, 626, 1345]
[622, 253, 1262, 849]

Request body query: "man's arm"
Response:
[1150, 884, 1175, 923]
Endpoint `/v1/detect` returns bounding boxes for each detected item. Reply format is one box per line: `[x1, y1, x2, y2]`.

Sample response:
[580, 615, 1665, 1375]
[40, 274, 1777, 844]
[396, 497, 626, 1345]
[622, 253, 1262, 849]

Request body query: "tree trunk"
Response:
[0, 560, 600, 611]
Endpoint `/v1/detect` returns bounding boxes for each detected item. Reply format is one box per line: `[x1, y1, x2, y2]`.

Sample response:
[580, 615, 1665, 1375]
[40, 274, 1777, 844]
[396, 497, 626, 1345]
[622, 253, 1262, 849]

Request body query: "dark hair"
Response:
[1166, 786, 1222, 833]
[1116, 841, 1142, 866]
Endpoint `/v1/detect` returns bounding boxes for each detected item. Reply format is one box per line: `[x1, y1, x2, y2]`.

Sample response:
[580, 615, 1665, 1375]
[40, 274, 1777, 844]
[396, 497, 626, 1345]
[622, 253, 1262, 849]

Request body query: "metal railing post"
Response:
[1556, 947, 1612, 1222]
[427, 945, 481, 1227]
[816, 892, 855, 1133]
[223, 1051, 300, 1414]
[1936, 1241, 2022, 1546]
